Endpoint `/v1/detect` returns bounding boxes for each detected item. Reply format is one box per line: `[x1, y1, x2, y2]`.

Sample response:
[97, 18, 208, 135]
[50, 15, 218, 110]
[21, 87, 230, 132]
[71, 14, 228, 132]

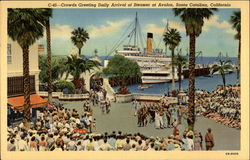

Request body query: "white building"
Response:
[7, 37, 40, 94]
[7, 38, 47, 123]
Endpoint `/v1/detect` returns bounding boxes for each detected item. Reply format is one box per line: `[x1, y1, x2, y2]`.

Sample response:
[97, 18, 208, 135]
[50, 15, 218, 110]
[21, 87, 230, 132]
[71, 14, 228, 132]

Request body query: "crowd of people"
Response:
[195, 85, 240, 129]
[132, 98, 189, 131]
[7, 121, 214, 151]
[9, 84, 241, 151]
[89, 89, 111, 114]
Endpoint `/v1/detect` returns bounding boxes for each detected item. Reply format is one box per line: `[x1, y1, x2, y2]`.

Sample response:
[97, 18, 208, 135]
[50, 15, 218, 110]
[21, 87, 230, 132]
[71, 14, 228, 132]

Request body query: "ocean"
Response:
[106, 56, 238, 94]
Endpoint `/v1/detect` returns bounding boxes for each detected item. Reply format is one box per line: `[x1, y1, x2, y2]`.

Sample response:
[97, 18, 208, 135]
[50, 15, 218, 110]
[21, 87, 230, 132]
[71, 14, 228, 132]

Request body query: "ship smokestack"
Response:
[146, 33, 153, 53]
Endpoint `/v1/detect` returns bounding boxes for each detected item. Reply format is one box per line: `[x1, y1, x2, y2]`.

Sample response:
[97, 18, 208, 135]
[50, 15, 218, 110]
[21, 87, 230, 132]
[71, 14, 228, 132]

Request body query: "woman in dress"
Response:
[155, 111, 160, 129]
[194, 132, 202, 150]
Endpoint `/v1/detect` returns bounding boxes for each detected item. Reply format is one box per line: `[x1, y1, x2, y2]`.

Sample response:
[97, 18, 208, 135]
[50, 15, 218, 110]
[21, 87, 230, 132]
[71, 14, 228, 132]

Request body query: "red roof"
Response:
[8, 94, 47, 111]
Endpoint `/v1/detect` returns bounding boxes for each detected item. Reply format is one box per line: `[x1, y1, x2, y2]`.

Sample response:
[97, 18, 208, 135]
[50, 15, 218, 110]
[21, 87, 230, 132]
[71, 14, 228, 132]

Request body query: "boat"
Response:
[137, 84, 152, 90]
[113, 13, 178, 84]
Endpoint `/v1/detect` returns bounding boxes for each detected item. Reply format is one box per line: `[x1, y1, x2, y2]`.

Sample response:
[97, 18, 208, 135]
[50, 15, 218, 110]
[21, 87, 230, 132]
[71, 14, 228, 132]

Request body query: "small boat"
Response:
[137, 85, 152, 90]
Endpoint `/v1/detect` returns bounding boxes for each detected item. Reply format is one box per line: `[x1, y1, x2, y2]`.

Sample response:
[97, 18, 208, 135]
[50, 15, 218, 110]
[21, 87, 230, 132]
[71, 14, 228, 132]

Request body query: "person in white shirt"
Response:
[186, 135, 194, 151]
[93, 138, 100, 151]
[82, 136, 90, 151]
[181, 134, 189, 151]
[76, 141, 84, 151]
[132, 99, 138, 116]
[17, 136, 29, 151]
[99, 139, 113, 151]
[53, 143, 63, 151]
[67, 137, 76, 151]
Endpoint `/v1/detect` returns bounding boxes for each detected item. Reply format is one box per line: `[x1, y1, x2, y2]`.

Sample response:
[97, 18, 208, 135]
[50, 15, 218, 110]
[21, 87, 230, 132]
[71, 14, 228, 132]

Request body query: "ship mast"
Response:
[134, 12, 138, 47]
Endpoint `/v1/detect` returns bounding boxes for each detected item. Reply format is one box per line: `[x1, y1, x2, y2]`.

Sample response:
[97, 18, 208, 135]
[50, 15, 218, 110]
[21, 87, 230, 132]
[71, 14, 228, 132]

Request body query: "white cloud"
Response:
[144, 24, 165, 35]
[203, 15, 236, 35]
[144, 19, 185, 36]
[87, 19, 130, 38]
[145, 16, 236, 36]
[51, 24, 73, 40]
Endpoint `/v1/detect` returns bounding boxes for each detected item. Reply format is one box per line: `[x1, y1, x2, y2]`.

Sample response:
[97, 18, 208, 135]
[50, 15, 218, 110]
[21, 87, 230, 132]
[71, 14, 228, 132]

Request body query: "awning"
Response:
[8, 94, 48, 111]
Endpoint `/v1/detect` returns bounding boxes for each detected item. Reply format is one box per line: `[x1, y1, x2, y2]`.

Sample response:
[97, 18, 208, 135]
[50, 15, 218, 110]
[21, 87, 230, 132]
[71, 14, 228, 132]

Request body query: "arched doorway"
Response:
[90, 74, 103, 91]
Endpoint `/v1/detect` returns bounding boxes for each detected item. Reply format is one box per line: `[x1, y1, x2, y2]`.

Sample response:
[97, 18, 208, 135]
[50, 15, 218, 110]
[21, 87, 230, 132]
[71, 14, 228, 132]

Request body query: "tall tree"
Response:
[163, 28, 181, 91]
[71, 27, 89, 56]
[8, 9, 45, 129]
[172, 54, 187, 90]
[102, 55, 141, 89]
[38, 9, 53, 104]
[65, 55, 100, 91]
[173, 8, 217, 130]
[230, 11, 241, 80]
[39, 55, 67, 84]
[210, 60, 234, 87]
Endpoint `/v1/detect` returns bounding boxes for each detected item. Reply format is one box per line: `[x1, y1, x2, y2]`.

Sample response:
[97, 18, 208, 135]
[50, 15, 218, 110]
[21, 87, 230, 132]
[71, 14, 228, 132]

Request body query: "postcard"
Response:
[0, 0, 249, 160]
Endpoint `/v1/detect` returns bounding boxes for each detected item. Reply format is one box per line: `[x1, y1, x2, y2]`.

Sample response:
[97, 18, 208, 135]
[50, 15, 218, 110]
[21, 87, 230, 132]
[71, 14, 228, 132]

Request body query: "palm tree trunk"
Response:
[22, 46, 31, 130]
[222, 74, 226, 87]
[79, 48, 82, 57]
[237, 38, 240, 80]
[178, 65, 182, 90]
[46, 19, 52, 104]
[171, 49, 175, 91]
[188, 33, 196, 131]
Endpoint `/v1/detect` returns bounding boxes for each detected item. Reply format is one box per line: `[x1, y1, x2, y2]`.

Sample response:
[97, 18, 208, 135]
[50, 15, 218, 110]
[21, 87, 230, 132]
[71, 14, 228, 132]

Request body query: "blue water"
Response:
[110, 56, 238, 94]
[113, 72, 238, 94]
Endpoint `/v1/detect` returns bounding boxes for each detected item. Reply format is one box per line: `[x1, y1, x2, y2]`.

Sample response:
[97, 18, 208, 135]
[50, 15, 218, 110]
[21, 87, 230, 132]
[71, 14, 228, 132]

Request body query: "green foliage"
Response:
[54, 80, 75, 93]
[163, 28, 181, 51]
[210, 60, 234, 75]
[8, 9, 45, 48]
[102, 55, 141, 79]
[172, 54, 188, 67]
[64, 55, 101, 80]
[210, 60, 234, 87]
[173, 8, 217, 37]
[39, 55, 67, 83]
[71, 27, 89, 56]
[230, 11, 241, 40]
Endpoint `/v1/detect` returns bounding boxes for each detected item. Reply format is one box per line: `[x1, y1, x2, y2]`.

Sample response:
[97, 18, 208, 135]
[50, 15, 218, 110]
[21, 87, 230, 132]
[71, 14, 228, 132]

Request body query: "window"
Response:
[7, 44, 12, 64]
[8, 75, 36, 97]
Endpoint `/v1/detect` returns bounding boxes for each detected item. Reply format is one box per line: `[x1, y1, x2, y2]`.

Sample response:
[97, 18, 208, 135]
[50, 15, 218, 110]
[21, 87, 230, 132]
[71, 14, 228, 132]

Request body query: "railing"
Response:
[59, 94, 89, 99]
[38, 92, 177, 103]
[38, 91, 63, 98]
[38, 91, 89, 101]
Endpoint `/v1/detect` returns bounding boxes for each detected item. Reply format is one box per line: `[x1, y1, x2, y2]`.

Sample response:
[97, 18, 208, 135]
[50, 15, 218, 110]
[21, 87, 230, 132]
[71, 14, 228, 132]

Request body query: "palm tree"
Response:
[65, 55, 100, 91]
[163, 28, 181, 91]
[173, 8, 217, 130]
[8, 9, 45, 129]
[210, 60, 234, 87]
[230, 11, 241, 80]
[39, 55, 67, 84]
[71, 27, 89, 56]
[172, 54, 187, 90]
[38, 9, 53, 104]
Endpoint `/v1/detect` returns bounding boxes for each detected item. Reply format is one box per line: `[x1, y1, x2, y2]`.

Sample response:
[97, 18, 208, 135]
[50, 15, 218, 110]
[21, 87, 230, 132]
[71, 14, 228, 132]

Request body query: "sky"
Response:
[39, 8, 240, 57]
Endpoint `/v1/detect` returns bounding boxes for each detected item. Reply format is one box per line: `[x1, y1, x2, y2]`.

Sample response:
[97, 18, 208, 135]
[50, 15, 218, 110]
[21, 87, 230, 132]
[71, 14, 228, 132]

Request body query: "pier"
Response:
[183, 65, 210, 78]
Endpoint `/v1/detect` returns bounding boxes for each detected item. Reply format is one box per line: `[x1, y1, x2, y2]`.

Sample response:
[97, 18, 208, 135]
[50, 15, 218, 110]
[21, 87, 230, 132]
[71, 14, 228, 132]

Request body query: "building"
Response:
[7, 37, 47, 125]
